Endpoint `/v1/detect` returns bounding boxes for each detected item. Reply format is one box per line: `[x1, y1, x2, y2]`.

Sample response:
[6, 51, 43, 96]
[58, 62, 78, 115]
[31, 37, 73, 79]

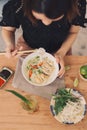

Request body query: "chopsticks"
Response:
[0, 49, 37, 55]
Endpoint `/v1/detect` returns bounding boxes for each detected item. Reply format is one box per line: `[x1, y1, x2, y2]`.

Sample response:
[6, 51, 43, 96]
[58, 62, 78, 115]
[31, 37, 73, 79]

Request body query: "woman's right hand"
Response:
[5, 43, 15, 58]
[5, 44, 23, 58]
[1, 27, 19, 58]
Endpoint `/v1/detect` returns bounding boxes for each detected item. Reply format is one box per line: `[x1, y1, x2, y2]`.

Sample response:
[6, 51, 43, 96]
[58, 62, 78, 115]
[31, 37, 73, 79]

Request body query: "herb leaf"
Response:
[53, 88, 79, 115]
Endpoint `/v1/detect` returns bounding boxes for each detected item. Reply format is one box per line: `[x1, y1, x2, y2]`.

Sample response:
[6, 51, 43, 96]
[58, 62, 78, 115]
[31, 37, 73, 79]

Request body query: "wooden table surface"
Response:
[0, 55, 87, 130]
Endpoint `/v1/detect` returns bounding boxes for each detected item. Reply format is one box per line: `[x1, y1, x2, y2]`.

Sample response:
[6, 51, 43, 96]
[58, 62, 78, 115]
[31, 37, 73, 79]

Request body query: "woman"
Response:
[0, 0, 87, 77]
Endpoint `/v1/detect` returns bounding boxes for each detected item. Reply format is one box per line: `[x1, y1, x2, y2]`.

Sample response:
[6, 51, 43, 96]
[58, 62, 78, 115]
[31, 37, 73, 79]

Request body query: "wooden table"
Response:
[0, 55, 87, 130]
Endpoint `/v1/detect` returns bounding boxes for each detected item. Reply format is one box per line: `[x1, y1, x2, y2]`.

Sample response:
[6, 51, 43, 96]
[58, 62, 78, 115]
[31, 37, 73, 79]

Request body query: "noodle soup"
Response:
[22, 52, 59, 86]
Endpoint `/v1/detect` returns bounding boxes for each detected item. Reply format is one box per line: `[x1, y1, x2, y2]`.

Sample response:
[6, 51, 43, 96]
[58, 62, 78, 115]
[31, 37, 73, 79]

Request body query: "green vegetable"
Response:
[53, 88, 79, 115]
[6, 90, 39, 112]
[5, 90, 31, 105]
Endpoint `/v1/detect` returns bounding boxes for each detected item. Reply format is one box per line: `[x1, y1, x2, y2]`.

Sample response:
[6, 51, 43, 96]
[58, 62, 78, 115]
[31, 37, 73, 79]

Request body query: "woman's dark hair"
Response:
[23, 0, 79, 23]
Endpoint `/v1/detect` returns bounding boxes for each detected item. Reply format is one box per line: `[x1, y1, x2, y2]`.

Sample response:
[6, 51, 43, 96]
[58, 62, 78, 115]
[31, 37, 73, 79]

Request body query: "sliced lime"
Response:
[73, 78, 79, 87]
[80, 65, 87, 75]
[83, 75, 87, 79]
[65, 65, 71, 71]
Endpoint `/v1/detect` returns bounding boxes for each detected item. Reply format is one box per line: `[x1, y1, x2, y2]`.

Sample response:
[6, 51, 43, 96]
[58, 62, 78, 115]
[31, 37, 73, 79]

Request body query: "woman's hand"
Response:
[1, 27, 23, 58]
[5, 44, 23, 58]
[5, 43, 15, 58]
[54, 53, 65, 78]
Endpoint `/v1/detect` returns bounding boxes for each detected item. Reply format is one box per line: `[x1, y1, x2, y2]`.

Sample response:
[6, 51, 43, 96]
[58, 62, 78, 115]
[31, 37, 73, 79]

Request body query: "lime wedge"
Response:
[73, 78, 79, 87]
[65, 65, 70, 71]
[80, 65, 87, 75]
[83, 74, 87, 79]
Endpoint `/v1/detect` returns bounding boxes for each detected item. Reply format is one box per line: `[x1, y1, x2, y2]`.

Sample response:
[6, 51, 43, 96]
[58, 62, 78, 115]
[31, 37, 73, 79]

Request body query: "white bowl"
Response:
[22, 51, 59, 86]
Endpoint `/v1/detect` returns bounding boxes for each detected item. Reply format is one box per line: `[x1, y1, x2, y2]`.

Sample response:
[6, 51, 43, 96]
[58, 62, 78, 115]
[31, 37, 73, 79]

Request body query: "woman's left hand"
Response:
[54, 54, 65, 78]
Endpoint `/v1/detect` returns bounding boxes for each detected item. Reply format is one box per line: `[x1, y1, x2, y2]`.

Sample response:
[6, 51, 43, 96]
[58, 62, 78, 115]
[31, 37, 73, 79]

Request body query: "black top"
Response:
[0, 0, 87, 53]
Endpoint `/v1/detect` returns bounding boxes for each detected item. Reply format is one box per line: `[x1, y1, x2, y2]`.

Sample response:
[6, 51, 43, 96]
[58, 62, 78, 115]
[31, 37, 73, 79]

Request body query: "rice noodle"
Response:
[57, 100, 85, 124]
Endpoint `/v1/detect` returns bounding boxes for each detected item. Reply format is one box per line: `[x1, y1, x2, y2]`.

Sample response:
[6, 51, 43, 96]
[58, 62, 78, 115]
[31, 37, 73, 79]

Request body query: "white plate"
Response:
[22, 50, 59, 86]
[50, 88, 86, 124]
